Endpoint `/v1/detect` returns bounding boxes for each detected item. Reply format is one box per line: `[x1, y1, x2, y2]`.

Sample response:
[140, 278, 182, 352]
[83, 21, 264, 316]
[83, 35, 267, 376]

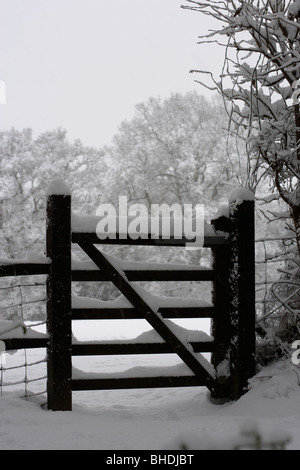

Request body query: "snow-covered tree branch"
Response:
[182, 0, 300, 256]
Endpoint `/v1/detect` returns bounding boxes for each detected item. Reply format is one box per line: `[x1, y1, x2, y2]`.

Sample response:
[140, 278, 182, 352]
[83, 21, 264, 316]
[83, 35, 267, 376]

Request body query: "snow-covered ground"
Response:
[0, 320, 299, 450]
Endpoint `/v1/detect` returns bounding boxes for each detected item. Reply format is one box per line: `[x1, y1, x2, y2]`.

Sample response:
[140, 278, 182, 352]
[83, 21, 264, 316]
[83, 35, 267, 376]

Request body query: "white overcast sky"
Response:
[0, 0, 223, 148]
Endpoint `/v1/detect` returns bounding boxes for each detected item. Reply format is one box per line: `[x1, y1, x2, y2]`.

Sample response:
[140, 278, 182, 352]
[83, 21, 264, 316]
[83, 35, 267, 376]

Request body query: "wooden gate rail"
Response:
[71, 376, 206, 391]
[1, 337, 48, 351]
[72, 267, 215, 282]
[71, 341, 215, 356]
[0, 263, 50, 277]
[0, 262, 214, 281]
[72, 306, 215, 320]
[72, 232, 227, 247]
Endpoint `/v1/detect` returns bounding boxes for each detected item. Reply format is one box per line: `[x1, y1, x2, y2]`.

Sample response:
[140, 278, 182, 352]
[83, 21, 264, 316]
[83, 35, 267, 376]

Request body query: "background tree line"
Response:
[0, 86, 288, 361]
[0, 92, 244, 320]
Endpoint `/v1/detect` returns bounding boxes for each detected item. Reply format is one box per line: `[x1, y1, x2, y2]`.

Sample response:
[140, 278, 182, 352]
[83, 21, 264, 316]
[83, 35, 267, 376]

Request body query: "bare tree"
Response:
[105, 92, 239, 214]
[182, 0, 300, 256]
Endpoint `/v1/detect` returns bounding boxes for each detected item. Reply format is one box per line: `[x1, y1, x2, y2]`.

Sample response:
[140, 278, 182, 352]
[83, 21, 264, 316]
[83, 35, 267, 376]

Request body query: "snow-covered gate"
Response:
[46, 185, 256, 411]
[0, 186, 256, 411]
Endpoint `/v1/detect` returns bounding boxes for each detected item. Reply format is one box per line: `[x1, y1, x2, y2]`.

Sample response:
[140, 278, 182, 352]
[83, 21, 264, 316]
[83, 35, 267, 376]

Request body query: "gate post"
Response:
[228, 188, 256, 400]
[46, 180, 72, 411]
[211, 211, 231, 401]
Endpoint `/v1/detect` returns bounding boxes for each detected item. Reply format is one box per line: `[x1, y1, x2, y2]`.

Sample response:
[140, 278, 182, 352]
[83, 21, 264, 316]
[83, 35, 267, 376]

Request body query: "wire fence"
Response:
[0, 235, 299, 401]
[255, 234, 300, 362]
[0, 276, 47, 403]
[255, 236, 292, 315]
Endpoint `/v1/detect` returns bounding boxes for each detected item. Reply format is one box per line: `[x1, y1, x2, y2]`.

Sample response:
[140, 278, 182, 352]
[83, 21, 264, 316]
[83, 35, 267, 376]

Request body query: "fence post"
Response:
[46, 180, 72, 411]
[211, 211, 231, 401]
[228, 188, 256, 400]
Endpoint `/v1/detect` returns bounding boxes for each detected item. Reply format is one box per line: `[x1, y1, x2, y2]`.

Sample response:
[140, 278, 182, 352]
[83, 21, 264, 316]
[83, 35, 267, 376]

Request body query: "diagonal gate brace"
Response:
[78, 243, 214, 389]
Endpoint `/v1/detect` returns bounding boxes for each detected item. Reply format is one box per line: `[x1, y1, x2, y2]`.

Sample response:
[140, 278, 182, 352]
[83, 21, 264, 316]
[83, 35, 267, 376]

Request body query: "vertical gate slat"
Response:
[46, 188, 72, 411]
[228, 193, 256, 400]
[211, 214, 231, 400]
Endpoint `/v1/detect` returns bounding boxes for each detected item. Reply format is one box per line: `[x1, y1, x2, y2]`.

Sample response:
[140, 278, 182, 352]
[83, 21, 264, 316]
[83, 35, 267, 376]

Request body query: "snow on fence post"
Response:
[228, 188, 256, 400]
[211, 209, 231, 401]
[46, 180, 72, 411]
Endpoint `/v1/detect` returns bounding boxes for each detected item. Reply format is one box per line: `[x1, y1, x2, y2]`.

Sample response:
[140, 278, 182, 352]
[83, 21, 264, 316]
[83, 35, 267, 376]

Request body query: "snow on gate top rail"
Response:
[71, 213, 228, 247]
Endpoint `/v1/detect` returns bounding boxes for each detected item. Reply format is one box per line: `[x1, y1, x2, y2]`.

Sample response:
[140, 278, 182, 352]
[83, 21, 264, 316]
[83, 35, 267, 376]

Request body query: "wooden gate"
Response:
[45, 186, 255, 411]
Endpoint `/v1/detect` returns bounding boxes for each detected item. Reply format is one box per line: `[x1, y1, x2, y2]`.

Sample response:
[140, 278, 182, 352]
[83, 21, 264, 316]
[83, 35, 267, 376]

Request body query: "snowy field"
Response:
[0, 320, 300, 451]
